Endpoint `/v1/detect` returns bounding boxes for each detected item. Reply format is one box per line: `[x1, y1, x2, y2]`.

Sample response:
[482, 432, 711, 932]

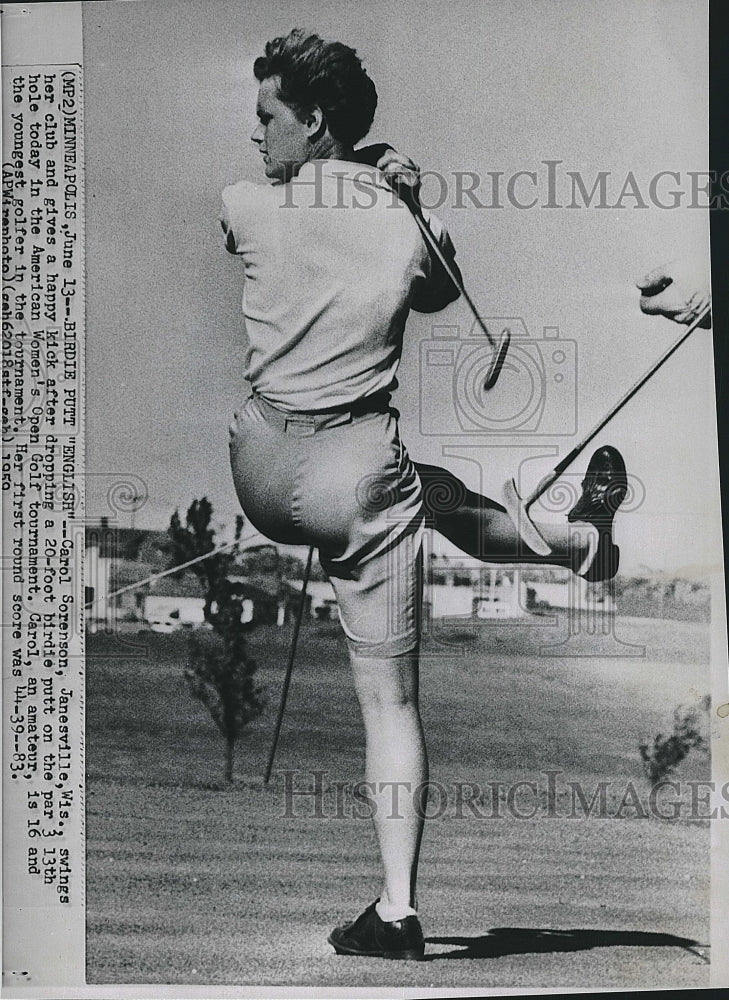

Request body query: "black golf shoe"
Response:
[568, 445, 628, 582]
[328, 900, 425, 960]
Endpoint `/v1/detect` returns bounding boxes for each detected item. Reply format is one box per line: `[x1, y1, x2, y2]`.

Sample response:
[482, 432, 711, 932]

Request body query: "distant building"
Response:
[85, 542, 113, 626]
[143, 595, 207, 632]
[526, 578, 616, 614]
[285, 579, 338, 621]
[424, 565, 528, 620]
[85, 522, 627, 635]
[85, 522, 171, 628]
[287, 565, 532, 624]
[228, 575, 284, 626]
[471, 569, 528, 618]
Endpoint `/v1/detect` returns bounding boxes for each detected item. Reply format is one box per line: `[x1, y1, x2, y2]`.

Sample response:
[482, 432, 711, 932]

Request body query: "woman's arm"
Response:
[354, 144, 462, 313]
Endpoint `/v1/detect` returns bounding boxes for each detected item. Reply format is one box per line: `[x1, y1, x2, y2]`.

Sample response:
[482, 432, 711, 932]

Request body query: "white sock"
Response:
[575, 524, 599, 577]
[376, 898, 418, 922]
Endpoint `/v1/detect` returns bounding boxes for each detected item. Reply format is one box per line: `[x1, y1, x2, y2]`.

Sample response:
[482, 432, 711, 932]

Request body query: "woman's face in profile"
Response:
[250, 75, 312, 183]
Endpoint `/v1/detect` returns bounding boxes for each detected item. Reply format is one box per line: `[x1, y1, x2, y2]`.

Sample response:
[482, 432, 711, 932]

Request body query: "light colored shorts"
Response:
[228, 394, 424, 658]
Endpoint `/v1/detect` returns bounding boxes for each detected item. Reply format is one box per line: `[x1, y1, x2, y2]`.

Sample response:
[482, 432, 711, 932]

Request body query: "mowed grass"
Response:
[86, 614, 712, 988]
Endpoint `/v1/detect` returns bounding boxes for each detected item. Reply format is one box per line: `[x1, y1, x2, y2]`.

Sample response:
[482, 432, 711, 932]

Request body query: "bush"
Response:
[639, 696, 710, 781]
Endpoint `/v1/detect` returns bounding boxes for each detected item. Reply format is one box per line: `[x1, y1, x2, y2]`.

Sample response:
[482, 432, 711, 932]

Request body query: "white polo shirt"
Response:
[221, 159, 457, 412]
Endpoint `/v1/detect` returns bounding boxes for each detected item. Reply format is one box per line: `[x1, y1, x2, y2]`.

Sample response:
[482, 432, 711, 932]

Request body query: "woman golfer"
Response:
[223, 28, 626, 959]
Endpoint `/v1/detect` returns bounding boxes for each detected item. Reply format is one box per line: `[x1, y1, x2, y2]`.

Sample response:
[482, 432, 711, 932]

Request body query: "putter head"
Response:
[501, 476, 552, 557]
[483, 328, 511, 390]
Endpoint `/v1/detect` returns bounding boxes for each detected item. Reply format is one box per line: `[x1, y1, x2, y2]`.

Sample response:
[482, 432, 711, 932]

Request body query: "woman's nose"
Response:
[251, 123, 264, 144]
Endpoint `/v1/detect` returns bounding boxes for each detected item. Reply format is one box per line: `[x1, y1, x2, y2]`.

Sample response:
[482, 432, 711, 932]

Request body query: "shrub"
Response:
[639, 696, 710, 782]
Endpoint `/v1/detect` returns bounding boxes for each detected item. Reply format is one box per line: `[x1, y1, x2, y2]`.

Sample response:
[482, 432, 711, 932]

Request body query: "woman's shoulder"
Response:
[222, 178, 268, 207]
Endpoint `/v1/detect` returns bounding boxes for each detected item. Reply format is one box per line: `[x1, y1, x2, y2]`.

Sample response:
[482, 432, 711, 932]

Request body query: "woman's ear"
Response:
[305, 106, 326, 139]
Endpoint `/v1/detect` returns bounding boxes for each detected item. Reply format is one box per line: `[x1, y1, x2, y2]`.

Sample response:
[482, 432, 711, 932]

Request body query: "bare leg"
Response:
[415, 462, 593, 570]
[349, 648, 427, 916]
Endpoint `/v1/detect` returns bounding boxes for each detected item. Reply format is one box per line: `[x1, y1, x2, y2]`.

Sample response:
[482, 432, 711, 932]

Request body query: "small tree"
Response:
[166, 498, 265, 782]
[186, 627, 265, 783]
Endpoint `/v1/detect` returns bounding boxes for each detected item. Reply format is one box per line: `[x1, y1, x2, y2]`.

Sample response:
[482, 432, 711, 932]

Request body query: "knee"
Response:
[416, 464, 466, 524]
[350, 652, 420, 715]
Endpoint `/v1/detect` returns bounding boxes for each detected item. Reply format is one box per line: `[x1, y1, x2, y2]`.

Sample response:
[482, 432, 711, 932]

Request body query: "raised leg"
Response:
[415, 462, 593, 570]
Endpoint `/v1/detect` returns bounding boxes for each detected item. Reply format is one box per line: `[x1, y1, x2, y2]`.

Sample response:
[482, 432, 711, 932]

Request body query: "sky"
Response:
[81, 0, 720, 576]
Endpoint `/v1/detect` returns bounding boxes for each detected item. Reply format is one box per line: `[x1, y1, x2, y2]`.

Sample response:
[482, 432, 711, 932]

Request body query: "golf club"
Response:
[502, 303, 712, 553]
[356, 142, 510, 389]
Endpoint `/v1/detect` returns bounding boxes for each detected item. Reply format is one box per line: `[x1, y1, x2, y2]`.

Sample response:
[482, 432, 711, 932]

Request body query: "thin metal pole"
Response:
[264, 546, 315, 784]
[524, 304, 712, 511]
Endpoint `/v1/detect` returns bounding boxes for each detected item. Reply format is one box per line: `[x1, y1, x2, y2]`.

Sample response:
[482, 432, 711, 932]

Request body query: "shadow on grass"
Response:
[424, 928, 708, 962]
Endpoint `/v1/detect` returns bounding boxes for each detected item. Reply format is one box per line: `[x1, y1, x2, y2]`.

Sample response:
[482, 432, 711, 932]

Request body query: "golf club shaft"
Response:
[524, 304, 712, 510]
[264, 545, 315, 784]
[355, 146, 500, 354]
[411, 210, 497, 350]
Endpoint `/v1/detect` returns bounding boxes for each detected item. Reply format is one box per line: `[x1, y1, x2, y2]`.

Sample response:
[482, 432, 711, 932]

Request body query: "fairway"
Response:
[86, 614, 711, 988]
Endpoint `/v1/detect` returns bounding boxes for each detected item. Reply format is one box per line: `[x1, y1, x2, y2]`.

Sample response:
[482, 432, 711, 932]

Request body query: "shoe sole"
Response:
[327, 934, 424, 960]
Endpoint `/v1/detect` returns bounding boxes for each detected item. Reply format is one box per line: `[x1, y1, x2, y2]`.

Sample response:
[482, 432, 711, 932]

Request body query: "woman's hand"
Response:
[375, 147, 422, 206]
[636, 258, 711, 328]
[353, 144, 422, 207]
